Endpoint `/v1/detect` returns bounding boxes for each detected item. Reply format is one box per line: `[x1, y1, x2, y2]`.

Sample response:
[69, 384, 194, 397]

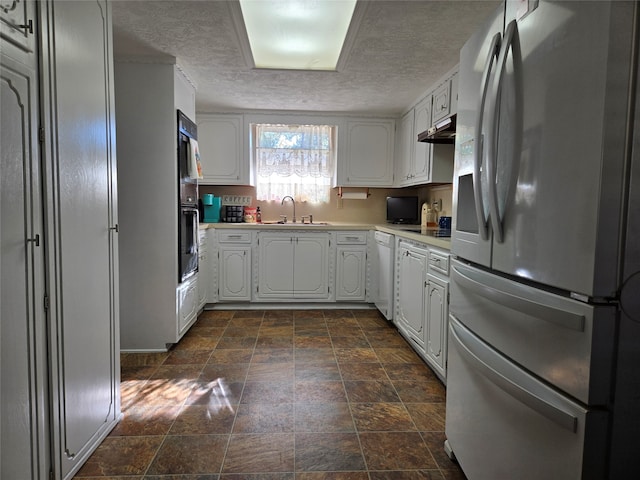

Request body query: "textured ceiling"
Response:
[112, 0, 501, 115]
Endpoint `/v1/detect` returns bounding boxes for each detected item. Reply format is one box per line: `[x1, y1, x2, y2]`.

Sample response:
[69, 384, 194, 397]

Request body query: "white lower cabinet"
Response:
[425, 273, 449, 379]
[336, 247, 367, 300]
[219, 246, 252, 301]
[217, 230, 253, 302]
[178, 276, 199, 336]
[335, 231, 368, 301]
[206, 228, 219, 304]
[198, 229, 208, 309]
[395, 240, 428, 350]
[257, 232, 332, 300]
[395, 239, 450, 381]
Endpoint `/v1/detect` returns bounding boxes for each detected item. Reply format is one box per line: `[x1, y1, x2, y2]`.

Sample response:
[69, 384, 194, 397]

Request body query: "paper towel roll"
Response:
[340, 191, 368, 200]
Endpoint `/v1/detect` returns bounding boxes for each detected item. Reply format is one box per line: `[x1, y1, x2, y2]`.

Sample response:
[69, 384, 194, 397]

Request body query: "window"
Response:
[253, 123, 336, 203]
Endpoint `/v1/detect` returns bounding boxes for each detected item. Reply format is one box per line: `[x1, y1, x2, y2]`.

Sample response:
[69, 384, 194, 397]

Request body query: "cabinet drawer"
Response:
[428, 250, 450, 276]
[336, 231, 367, 244]
[218, 231, 251, 243]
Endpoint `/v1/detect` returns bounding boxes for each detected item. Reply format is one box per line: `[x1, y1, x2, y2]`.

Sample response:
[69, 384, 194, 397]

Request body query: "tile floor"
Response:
[73, 309, 467, 480]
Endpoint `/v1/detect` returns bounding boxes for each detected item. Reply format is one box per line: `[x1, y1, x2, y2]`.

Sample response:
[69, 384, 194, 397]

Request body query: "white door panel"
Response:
[489, 2, 634, 297]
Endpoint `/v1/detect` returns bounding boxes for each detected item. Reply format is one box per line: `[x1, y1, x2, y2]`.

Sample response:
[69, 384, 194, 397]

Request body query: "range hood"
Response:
[417, 114, 456, 144]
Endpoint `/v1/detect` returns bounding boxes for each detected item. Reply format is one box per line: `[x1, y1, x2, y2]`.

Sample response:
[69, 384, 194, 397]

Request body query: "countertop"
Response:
[200, 222, 451, 250]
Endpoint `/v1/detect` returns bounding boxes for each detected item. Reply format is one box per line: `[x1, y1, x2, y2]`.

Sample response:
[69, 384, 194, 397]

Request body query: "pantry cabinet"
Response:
[335, 232, 368, 301]
[197, 113, 249, 185]
[115, 52, 196, 351]
[218, 230, 252, 301]
[336, 119, 395, 187]
[1, 2, 48, 478]
[256, 232, 333, 300]
[25, 1, 120, 479]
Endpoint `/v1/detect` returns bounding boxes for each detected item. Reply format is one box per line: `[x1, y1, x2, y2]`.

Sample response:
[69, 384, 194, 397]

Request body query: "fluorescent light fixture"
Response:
[239, 0, 357, 71]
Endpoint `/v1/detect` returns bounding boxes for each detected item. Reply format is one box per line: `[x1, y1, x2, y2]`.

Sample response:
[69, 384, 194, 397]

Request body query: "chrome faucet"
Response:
[281, 195, 296, 223]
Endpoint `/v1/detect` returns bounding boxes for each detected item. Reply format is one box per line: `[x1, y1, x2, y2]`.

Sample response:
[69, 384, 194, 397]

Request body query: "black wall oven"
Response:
[177, 110, 199, 282]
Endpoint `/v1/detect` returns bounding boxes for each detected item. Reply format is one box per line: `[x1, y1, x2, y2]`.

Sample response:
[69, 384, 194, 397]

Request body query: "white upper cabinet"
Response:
[336, 119, 395, 187]
[432, 79, 452, 123]
[197, 113, 249, 185]
[394, 66, 458, 187]
[395, 109, 415, 187]
[413, 95, 433, 183]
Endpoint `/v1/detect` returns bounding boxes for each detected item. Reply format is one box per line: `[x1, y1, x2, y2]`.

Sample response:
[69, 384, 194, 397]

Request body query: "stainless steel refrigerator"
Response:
[446, 1, 640, 478]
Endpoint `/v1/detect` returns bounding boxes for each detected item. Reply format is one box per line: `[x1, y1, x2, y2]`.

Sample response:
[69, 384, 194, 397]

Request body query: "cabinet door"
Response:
[426, 274, 449, 379]
[197, 114, 247, 185]
[432, 79, 452, 123]
[1, 23, 48, 480]
[206, 229, 218, 303]
[41, 2, 120, 477]
[219, 247, 252, 301]
[336, 246, 367, 301]
[293, 234, 330, 299]
[0, 0, 36, 55]
[197, 230, 208, 308]
[340, 120, 395, 186]
[413, 96, 433, 183]
[178, 277, 199, 335]
[396, 244, 427, 349]
[257, 234, 294, 297]
[198, 251, 208, 308]
[394, 109, 415, 186]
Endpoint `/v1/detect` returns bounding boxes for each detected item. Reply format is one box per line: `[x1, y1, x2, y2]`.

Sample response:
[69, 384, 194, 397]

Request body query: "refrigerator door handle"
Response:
[473, 31, 502, 241]
[449, 316, 579, 433]
[452, 263, 586, 332]
[486, 19, 523, 243]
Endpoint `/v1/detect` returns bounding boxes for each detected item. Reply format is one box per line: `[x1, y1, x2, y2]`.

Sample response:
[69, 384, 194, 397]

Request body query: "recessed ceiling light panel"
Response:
[239, 0, 357, 71]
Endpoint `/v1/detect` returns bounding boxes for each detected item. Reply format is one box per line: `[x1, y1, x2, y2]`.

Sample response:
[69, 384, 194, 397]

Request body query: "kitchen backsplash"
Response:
[199, 184, 453, 224]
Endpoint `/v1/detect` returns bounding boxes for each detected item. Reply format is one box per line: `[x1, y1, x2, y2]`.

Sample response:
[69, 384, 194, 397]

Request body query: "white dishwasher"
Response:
[373, 231, 394, 320]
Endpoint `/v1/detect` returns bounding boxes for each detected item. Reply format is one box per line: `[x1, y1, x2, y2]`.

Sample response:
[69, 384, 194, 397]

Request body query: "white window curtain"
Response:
[254, 124, 335, 203]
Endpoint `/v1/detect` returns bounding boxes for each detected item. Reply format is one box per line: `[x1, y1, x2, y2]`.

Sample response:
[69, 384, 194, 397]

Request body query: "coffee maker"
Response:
[202, 194, 221, 223]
